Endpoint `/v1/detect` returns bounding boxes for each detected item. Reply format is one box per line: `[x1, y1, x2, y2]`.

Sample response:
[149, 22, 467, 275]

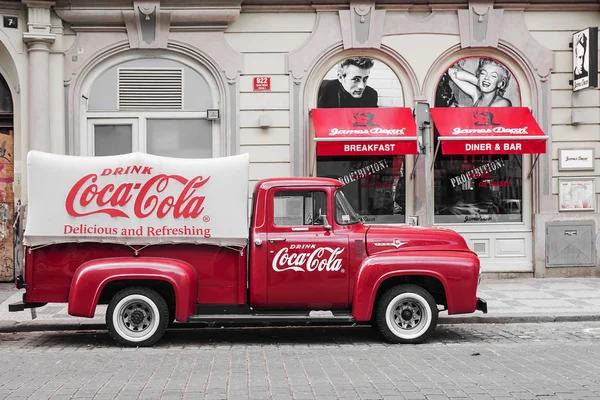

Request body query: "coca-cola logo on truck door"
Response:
[272, 244, 344, 272]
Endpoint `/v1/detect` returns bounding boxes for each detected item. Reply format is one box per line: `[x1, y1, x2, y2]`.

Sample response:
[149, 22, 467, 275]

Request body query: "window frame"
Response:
[432, 153, 525, 226]
[315, 154, 407, 225]
[87, 117, 138, 156]
[268, 188, 331, 232]
[77, 51, 223, 159]
[83, 111, 217, 157]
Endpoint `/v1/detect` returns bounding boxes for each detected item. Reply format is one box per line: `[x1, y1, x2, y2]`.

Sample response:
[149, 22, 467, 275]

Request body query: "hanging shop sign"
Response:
[572, 27, 598, 92]
[430, 107, 549, 155]
[311, 107, 418, 156]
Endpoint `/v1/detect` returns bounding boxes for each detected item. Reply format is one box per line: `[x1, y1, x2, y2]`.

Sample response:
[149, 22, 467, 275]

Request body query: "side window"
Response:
[273, 191, 327, 227]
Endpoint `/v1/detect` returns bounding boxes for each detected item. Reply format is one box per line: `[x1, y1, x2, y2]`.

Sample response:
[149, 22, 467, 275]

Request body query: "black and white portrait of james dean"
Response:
[318, 57, 379, 108]
[435, 57, 520, 108]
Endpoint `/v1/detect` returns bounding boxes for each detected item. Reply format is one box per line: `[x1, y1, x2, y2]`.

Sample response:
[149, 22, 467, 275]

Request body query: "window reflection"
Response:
[273, 191, 328, 226]
[434, 153, 523, 223]
[317, 155, 405, 224]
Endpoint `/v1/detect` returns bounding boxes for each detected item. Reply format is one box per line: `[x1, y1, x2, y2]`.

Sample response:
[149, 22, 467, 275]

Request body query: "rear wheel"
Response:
[374, 284, 438, 344]
[106, 287, 169, 347]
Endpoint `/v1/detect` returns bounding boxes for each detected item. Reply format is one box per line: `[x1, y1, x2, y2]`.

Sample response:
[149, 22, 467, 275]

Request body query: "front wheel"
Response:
[374, 284, 438, 344]
[106, 287, 169, 347]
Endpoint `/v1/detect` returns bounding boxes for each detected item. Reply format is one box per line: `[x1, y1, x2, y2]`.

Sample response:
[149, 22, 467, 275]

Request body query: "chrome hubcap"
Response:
[393, 300, 423, 330]
[121, 301, 153, 332]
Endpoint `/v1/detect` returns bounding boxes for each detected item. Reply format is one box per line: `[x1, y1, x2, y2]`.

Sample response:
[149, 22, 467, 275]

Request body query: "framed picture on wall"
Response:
[558, 178, 596, 211]
[558, 148, 595, 171]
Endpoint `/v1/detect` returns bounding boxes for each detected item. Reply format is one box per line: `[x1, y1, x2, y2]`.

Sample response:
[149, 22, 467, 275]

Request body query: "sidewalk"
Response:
[2, 277, 600, 333]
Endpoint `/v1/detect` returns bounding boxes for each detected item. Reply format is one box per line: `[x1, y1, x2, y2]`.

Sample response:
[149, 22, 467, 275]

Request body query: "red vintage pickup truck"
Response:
[10, 151, 486, 346]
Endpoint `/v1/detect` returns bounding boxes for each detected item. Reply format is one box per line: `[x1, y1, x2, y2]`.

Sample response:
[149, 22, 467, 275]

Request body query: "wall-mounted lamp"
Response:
[259, 115, 272, 128]
[571, 110, 584, 125]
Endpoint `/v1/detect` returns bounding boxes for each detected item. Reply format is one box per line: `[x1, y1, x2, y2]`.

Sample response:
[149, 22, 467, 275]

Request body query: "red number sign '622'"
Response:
[253, 77, 271, 91]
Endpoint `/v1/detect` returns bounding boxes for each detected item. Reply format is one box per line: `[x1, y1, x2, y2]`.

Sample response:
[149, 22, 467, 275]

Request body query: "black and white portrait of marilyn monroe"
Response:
[435, 57, 520, 108]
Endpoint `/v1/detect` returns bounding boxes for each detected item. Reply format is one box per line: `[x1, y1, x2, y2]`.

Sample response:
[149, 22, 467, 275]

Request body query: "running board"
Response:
[188, 310, 355, 325]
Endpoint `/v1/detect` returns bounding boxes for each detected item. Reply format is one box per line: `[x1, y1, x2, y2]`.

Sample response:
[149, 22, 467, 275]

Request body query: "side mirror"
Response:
[322, 214, 332, 230]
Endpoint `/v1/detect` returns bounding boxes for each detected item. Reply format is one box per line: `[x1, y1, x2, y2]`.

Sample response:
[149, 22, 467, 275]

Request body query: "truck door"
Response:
[266, 188, 349, 308]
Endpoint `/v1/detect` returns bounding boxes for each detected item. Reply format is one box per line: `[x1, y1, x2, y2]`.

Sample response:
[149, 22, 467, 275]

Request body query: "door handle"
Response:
[268, 238, 287, 243]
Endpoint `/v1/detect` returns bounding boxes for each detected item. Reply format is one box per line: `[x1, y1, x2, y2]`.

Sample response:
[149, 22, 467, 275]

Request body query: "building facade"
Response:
[0, 0, 598, 281]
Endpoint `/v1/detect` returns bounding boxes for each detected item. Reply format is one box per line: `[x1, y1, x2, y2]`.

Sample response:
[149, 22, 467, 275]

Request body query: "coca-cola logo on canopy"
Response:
[65, 165, 210, 219]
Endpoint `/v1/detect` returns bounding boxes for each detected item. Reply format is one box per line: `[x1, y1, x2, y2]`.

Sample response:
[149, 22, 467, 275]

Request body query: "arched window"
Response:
[83, 55, 219, 158]
[433, 56, 523, 224]
[314, 56, 407, 224]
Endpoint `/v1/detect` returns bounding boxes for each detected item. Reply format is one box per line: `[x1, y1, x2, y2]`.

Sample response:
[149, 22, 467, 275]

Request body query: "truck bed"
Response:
[24, 242, 245, 305]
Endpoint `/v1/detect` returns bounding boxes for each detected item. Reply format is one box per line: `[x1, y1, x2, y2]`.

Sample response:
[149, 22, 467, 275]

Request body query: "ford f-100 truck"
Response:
[10, 151, 486, 346]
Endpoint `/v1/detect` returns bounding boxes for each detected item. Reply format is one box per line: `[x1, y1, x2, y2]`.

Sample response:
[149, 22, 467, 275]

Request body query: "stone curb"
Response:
[439, 313, 600, 324]
[0, 321, 106, 333]
[2, 314, 600, 333]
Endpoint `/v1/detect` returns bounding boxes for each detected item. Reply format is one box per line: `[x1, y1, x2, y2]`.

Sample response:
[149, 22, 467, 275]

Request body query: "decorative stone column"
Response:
[23, 1, 55, 153]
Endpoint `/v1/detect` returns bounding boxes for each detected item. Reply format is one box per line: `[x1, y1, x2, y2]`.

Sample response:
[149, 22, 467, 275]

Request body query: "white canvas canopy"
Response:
[24, 151, 250, 247]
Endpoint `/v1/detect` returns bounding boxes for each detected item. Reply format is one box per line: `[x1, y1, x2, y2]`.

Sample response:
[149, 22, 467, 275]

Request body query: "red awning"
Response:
[311, 108, 418, 156]
[430, 107, 549, 155]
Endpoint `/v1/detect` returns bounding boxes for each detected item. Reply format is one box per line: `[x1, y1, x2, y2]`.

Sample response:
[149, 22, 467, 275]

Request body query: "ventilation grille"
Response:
[118, 68, 183, 110]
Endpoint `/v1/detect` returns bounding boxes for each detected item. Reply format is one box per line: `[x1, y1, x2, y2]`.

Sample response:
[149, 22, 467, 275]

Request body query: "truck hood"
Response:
[365, 224, 471, 255]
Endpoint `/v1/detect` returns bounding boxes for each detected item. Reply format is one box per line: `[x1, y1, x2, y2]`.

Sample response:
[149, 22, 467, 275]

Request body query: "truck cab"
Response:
[10, 151, 486, 347]
[249, 178, 359, 309]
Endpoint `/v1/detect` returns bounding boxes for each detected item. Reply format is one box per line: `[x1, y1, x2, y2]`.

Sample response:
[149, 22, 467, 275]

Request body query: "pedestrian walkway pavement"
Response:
[1, 277, 600, 332]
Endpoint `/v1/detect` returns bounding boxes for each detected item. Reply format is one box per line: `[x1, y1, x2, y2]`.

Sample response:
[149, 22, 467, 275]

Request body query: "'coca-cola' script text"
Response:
[272, 246, 344, 272]
[65, 166, 211, 219]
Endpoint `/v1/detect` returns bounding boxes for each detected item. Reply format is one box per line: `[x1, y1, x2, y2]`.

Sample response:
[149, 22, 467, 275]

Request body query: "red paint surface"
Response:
[26, 243, 240, 306]
[316, 140, 418, 156]
[69, 257, 197, 321]
[23, 177, 482, 323]
[352, 251, 481, 321]
[431, 107, 548, 155]
[312, 108, 418, 156]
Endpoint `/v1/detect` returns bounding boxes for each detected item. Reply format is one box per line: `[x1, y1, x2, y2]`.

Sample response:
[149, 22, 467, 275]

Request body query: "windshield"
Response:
[335, 189, 362, 225]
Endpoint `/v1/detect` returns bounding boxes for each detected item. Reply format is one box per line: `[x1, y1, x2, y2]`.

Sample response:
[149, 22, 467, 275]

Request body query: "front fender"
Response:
[351, 250, 480, 321]
[68, 257, 198, 322]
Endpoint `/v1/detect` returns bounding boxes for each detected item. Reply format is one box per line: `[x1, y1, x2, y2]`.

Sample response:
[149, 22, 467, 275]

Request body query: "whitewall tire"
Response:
[106, 287, 169, 347]
[375, 284, 438, 344]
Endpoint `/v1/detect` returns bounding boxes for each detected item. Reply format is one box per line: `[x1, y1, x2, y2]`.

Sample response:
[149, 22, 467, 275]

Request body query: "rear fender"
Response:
[351, 251, 480, 321]
[68, 257, 197, 322]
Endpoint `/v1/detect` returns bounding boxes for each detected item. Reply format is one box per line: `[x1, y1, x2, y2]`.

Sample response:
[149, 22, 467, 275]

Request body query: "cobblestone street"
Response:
[2, 322, 600, 399]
